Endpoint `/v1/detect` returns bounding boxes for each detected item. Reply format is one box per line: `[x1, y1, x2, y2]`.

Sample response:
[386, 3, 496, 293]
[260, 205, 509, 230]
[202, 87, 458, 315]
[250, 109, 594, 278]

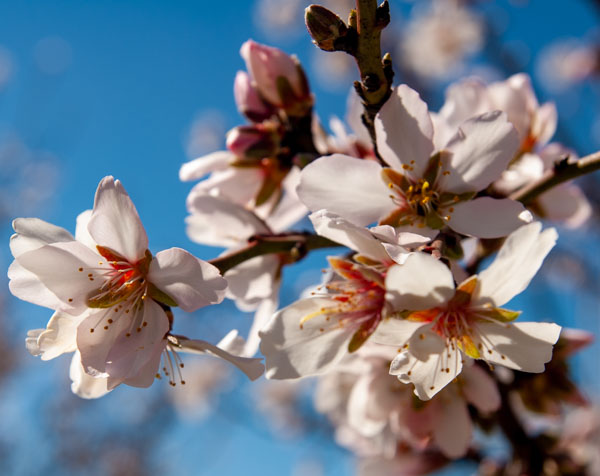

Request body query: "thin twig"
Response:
[510, 151, 600, 205]
[209, 233, 342, 274]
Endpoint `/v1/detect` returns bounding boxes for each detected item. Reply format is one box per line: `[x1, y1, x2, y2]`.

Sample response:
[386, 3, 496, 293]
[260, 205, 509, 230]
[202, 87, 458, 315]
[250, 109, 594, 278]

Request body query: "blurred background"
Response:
[1, 0, 600, 474]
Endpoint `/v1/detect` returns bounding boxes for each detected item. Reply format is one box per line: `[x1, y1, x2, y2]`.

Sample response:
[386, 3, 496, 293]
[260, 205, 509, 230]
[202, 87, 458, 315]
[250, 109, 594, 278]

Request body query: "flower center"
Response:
[301, 258, 386, 352]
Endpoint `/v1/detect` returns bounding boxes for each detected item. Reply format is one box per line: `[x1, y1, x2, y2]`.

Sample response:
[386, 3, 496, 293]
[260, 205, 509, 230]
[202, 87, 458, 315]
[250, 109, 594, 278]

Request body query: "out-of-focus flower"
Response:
[436, 73, 592, 228]
[253, 379, 308, 438]
[400, 0, 484, 81]
[537, 40, 598, 93]
[374, 222, 561, 399]
[299, 84, 531, 238]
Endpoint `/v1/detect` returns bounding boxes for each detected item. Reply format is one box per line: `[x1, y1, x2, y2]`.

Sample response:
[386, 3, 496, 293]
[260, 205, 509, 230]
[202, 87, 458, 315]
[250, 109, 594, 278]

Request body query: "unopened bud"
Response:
[234, 71, 275, 122]
[240, 40, 311, 115]
[226, 123, 280, 159]
[305, 5, 348, 52]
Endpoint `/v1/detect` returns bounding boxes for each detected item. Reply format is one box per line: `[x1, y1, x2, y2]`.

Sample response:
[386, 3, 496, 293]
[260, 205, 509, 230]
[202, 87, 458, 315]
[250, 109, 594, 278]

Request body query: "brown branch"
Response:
[353, 0, 393, 164]
[209, 233, 342, 275]
[510, 151, 600, 205]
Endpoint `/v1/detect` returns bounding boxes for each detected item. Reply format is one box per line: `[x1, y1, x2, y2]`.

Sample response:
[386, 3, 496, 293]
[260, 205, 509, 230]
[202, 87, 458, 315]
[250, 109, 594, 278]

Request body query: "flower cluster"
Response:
[7, 9, 597, 474]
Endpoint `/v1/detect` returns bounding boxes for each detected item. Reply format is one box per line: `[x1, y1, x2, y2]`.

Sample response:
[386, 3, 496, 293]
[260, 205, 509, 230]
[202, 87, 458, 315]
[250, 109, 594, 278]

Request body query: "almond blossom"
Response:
[435, 73, 591, 227]
[373, 222, 562, 399]
[315, 345, 500, 459]
[9, 176, 264, 396]
[298, 84, 531, 239]
[259, 212, 414, 379]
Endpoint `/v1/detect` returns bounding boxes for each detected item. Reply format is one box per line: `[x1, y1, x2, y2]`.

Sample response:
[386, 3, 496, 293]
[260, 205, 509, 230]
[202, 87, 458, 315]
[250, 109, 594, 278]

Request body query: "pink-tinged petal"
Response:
[12, 241, 107, 314]
[104, 299, 169, 389]
[149, 248, 227, 312]
[186, 194, 269, 247]
[369, 224, 434, 247]
[537, 185, 591, 228]
[259, 297, 357, 378]
[298, 154, 394, 226]
[10, 217, 73, 257]
[432, 393, 472, 458]
[8, 261, 65, 311]
[448, 197, 532, 239]
[370, 318, 428, 347]
[473, 222, 557, 307]
[264, 167, 307, 232]
[186, 167, 263, 207]
[439, 111, 519, 194]
[26, 311, 86, 361]
[245, 296, 279, 357]
[488, 73, 533, 140]
[460, 364, 500, 413]
[120, 344, 164, 388]
[69, 351, 110, 399]
[390, 342, 463, 400]
[225, 254, 280, 311]
[346, 88, 372, 145]
[75, 210, 96, 249]
[375, 84, 434, 176]
[179, 150, 232, 182]
[473, 321, 561, 372]
[309, 210, 393, 264]
[347, 375, 388, 437]
[357, 452, 448, 476]
[385, 254, 455, 311]
[532, 102, 557, 146]
[77, 308, 134, 375]
[87, 176, 148, 263]
[177, 337, 264, 381]
[436, 78, 490, 143]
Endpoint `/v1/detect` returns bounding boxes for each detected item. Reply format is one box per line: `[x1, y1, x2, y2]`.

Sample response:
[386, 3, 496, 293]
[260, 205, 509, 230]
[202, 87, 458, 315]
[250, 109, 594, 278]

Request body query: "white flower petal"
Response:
[177, 337, 264, 381]
[473, 222, 557, 307]
[297, 154, 394, 226]
[75, 210, 96, 249]
[385, 254, 455, 311]
[10, 217, 73, 257]
[537, 184, 591, 228]
[309, 210, 392, 263]
[70, 351, 110, 399]
[186, 167, 263, 207]
[12, 241, 107, 314]
[439, 111, 519, 194]
[347, 375, 388, 437]
[225, 254, 280, 310]
[244, 295, 279, 357]
[27, 311, 86, 361]
[77, 308, 137, 375]
[87, 176, 148, 263]
[460, 363, 500, 413]
[370, 318, 428, 347]
[390, 343, 463, 400]
[259, 297, 357, 379]
[186, 194, 269, 247]
[449, 197, 531, 239]
[149, 248, 227, 312]
[432, 392, 472, 458]
[375, 85, 434, 177]
[104, 299, 169, 389]
[474, 321, 561, 372]
[179, 150, 232, 182]
[8, 261, 65, 311]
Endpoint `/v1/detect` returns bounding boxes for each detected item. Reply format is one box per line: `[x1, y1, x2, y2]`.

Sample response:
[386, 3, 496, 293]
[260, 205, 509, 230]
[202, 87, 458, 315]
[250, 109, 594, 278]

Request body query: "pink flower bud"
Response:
[226, 123, 279, 159]
[234, 71, 275, 123]
[240, 40, 311, 114]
